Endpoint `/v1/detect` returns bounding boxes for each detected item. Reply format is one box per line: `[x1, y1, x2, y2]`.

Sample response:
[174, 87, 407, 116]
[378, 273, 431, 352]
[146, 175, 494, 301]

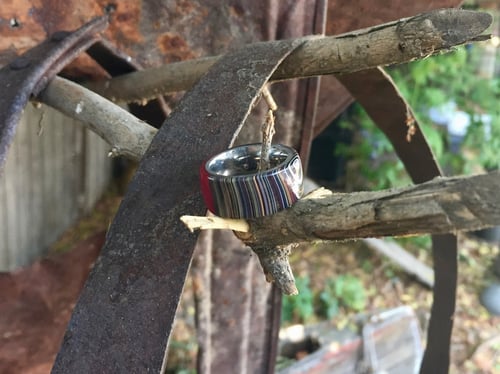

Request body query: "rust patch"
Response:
[0, 0, 48, 58]
[31, 1, 74, 34]
[100, 0, 143, 47]
[0, 0, 143, 68]
[157, 32, 195, 62]
[0, 0, 103, 69]
[175, 0, 196, 15]
[229, 4, 245, 18]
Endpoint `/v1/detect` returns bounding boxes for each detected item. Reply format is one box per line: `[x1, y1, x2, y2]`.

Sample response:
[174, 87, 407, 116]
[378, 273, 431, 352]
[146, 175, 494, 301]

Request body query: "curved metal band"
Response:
[200, 144, 303, 218]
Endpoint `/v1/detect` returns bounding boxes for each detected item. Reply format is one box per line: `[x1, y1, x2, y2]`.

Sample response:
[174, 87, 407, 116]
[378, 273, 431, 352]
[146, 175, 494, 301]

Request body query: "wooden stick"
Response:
[87, 9, 492, 103]
[240, 172, 500, 248]
[180, 215, 249, 233]
[180, 171, 498, 294]
[179, 172, 500, 247]
[35, 10, 491, 164]
[259, 85, 277, 171]
[37, 76, 158, 161]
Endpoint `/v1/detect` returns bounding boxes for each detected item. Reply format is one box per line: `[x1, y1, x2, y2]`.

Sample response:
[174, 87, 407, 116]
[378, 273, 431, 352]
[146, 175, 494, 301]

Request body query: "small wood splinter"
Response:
[180, 214, 298, 295]
[180, 215, 249, 233]
[259, 85, 277, 171]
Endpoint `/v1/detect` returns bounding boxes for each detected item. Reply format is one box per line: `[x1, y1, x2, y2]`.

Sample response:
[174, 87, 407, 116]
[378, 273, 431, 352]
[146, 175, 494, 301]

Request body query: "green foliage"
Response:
[389, 45, 500, 172]
[336, 107, 410, 190]
[282, 274, 368, 324]
[361, 259, 374, 273]
[393, 235, 432, 261]
[389, 47, 468, 111]
[462, 114, 500, 171]
[165, 339, 197, 374]
[337, 45, 500, 191]
[318, 275, 367, 319]
[282, 276, 315, 323]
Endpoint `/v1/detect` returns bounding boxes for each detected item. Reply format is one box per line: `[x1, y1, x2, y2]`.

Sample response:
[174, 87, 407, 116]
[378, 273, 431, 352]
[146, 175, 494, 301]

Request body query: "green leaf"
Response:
[282, 276, 315, 323]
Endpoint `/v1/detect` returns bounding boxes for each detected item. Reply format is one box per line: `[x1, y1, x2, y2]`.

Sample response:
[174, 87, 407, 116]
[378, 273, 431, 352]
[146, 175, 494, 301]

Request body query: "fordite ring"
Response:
[200, 143, 303, 219]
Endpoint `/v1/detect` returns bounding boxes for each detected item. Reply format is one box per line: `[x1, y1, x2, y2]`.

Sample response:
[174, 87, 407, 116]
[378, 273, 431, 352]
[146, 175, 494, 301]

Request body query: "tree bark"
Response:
[36, 9, 492, 161]
[37, 77, 157, 161]
[230, 171, 500, 246]
[87, 9, 492, 103]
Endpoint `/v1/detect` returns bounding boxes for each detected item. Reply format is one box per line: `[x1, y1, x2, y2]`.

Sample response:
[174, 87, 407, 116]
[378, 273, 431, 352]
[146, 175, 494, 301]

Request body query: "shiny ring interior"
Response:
[206, 143, 294, 177]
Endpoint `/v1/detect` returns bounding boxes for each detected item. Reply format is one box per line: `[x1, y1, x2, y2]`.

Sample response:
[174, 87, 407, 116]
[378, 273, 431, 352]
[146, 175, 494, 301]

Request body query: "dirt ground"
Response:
[289, 238, 500, 373]
[0, 192, 498, 373]
[168, 236, 500, 373]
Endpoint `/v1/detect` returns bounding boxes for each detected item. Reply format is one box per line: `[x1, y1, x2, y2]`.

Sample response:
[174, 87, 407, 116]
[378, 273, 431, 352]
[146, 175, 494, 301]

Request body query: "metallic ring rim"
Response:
[200, 143, 303, 218]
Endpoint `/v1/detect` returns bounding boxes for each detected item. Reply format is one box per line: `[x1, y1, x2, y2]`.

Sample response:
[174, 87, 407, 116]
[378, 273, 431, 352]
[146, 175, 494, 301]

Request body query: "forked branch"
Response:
[181, 171, 500, 245]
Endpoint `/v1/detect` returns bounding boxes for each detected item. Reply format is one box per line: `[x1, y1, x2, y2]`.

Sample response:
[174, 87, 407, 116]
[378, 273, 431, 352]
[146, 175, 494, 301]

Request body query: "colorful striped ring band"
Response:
[200, 143, 304, 219]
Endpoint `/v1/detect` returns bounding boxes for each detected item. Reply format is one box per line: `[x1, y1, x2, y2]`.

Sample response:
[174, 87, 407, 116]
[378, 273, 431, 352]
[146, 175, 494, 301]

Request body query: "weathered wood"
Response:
[362, 238, 434, 288]
[0, 104, 111, 271]
[87, 9, 492, 103]
[34, 10, 492, 163]
[37, 76, 157, 162]
[278, 307, 422, 374]
[183, 171, 500, 246]
[238, 171, 500, 247]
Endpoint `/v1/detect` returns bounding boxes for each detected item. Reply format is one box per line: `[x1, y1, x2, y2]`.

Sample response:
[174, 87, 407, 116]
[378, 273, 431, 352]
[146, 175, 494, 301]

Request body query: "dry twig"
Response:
[259, 85, 277, 171]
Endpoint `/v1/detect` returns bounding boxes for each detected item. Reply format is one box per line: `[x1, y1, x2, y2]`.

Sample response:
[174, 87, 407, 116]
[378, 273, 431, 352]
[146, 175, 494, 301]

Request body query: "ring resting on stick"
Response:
[200, 143, 303, 218]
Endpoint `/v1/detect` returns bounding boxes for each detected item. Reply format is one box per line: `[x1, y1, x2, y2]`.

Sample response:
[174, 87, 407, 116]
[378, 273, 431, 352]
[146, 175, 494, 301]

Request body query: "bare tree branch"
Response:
[183, 172, 500, 244]
[33, 9, 491, 163]
[87, 9, 492, 103]
[181, 171, 499, 294]
[35, 9, 491, 164]
[235, 172, 500, 248]
[37, 76, 157, 161]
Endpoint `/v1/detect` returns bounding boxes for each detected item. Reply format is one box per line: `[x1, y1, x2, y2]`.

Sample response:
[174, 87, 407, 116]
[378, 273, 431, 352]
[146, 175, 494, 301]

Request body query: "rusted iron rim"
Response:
[338, 68, 457, 374]
[0, 16, 108, 170]
[51, 37, 308, 372]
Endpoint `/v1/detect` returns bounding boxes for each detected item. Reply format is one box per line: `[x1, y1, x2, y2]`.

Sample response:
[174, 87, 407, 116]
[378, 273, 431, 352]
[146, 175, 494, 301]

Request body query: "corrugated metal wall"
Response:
[0, 103, 111, 271]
